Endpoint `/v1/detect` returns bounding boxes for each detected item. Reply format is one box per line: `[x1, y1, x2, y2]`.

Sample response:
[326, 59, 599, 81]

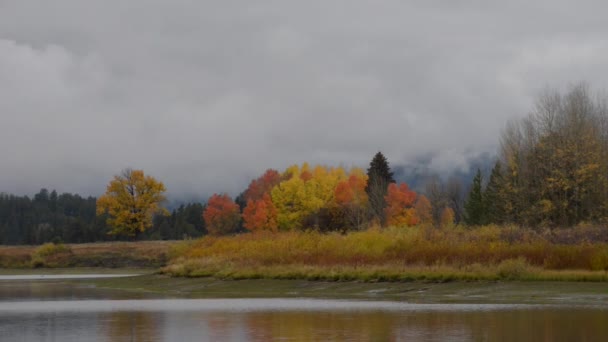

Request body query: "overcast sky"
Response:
[2, 1, 608, 198]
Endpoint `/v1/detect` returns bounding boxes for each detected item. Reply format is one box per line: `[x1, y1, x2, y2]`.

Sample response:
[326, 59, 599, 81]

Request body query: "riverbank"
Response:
[3, 225, 608, 283]
[164, 226, 608, 282]
[0, 267, 154, 275]
[0, 268, 607, 305]
[50, 274, 608, 305]
[0, 241, 172, 268]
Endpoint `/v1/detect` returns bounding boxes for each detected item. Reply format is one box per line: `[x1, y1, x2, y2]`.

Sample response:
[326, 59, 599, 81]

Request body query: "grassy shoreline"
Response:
[165, 226, 608, 282]
[0, 241, 172, 268]
[0, 267, 155, 275]
[3, 225, 608, 283]
[163, 262, 608, 282]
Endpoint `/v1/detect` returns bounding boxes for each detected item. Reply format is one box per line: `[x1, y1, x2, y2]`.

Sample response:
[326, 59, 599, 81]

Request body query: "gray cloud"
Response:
[2, 0, 608, 198]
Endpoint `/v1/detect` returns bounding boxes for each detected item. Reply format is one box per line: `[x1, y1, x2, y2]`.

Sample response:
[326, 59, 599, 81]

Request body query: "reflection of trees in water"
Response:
[2, 306, 608, 341]
[242, 309, 608, 341]
[103, 312, 162, 342]
[245, 311, 395, 341]
[461, 310, 608, 342]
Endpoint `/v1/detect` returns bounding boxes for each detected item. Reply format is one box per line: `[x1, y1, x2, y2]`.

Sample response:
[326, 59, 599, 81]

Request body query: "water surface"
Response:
[0, 278, 606, 341]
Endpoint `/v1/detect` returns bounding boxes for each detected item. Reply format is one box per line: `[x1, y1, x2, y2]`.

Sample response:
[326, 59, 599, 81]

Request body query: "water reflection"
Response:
[104, 312, 162, 342]
[1, 299, 607, 341]
[0, 282, 607, 341]
[242, 309, 608, 341]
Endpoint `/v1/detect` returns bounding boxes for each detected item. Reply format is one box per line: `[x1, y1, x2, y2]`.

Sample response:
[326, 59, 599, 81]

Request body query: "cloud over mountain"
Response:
[2, 1, 608, 197]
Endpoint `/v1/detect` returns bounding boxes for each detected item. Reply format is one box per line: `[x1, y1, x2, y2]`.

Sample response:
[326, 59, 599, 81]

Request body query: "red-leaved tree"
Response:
[384, 183, 419, 227]
[244, 169, 282, 202]
[243, 193, 278, 233]
[203, 193, 241, 235]
[335, 173, 368, 230]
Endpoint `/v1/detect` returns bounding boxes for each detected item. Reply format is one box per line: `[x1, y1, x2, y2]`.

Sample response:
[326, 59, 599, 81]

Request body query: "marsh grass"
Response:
[164, 225, 608, 282]
[0, 241, 172, 268]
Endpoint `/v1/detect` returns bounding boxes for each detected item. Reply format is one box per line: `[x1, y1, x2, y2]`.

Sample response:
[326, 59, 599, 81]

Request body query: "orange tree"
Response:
[203, 193, 241, 235]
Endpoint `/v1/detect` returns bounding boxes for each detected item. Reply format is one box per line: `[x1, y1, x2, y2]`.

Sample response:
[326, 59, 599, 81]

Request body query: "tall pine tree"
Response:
[464, 169, 486, 226]
[484, 161, 506, 224]
[365, 152, 395, 225]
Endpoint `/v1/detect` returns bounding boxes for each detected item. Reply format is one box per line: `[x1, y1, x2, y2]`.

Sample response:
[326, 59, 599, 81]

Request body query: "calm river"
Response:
[0, 276, 607, 341]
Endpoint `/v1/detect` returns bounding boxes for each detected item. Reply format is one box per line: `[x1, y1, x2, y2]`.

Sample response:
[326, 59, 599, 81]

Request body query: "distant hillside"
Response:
[393, 152, 496, 194]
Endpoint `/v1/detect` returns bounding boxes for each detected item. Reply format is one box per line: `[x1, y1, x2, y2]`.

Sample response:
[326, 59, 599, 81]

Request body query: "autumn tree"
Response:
[384, 183, 418, 227]
[498, 123, 526, 224]
[96, 169, 168, 237]
[242, 193, 278, 233]
[440, 207, 455, 228]
[365, 152, 396, 224]
[271, 165, 308, 230]
[203, 193, 241, 235]
[244, 169, 282, 202]
[414, 195, 433, 225]
[235, 168, 282, 210]
[497, 83, 608, 226]
[334, 169, 369, 230]
[271, 164, 347, 230]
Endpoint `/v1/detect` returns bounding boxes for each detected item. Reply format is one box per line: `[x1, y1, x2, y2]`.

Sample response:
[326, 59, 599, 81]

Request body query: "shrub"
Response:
[497, 257, 532, 279]
[30, 243, 73, 268]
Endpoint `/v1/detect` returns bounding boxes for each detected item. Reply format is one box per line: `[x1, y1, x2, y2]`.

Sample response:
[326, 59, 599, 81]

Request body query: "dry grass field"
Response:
[164, 225, 608, 282]
[0, 240, 173, 268]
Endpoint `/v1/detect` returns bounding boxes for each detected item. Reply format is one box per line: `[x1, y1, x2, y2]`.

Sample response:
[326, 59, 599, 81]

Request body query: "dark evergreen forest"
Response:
[0, 189, 205, 245]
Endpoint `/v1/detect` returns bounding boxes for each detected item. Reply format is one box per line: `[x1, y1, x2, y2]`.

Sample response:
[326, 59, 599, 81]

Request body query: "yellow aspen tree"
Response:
[96, 169, 168, 236]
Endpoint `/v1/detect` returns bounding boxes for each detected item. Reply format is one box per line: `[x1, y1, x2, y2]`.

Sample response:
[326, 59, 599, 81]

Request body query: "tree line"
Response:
[3, 83, 607, 244]
[0, 188, 206, 245]
[204, 84, 608, 234]
[201, 152, 457, 235]
[463, 84, 608, 227]
[0, 153, 467, 244]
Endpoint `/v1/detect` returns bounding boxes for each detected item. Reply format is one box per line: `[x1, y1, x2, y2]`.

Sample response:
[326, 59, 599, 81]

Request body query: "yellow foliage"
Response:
[97, 169, 168, 236]
[272, 164, 348, 230]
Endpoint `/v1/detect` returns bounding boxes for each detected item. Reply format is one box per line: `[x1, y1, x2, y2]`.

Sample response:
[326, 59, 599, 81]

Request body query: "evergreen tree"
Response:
[464, 169, 485, 226]
[484, 161, 506, 224]
[365, 151, 395, 224]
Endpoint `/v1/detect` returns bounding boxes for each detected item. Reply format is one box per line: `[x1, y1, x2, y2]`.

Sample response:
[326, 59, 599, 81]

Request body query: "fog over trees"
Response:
[2, 84, 608, 244]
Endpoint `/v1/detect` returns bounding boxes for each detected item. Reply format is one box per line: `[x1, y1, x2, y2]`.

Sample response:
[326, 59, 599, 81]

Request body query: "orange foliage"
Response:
[335, 174, 367, 206]
[415, 195, 433, 225]
[440, 207, 455, 228]
[300, 171, 313, 182]
[384, 183, 419, 227]
[334, 172, 369, 230]
[244, 169, 281, 202]
[243, 193, 278, 233]
[203, 194, 241, 235]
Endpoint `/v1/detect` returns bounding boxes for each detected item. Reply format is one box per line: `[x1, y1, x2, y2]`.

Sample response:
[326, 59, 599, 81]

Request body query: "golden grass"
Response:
[163, 225, 608, 282]
[0, 241, 173, 268]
